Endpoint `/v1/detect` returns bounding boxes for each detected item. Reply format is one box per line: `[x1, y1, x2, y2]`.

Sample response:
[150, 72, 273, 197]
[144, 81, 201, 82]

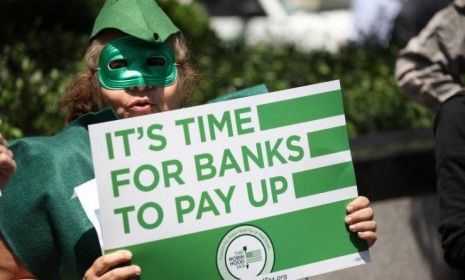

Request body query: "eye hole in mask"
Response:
[109, 59, 129, 69]
[146, 56, 167, 67]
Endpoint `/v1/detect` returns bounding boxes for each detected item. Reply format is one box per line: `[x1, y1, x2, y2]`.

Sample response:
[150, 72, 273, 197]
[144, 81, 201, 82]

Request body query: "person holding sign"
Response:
[0, 0, 377, 279]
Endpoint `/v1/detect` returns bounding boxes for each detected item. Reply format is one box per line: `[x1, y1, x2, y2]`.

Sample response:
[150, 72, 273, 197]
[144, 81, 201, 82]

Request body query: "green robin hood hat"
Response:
[90, 0, 180, 43]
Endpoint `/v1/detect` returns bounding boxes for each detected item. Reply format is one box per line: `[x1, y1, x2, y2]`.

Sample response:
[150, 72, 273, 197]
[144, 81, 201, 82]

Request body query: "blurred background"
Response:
[0, 0, 457, 278]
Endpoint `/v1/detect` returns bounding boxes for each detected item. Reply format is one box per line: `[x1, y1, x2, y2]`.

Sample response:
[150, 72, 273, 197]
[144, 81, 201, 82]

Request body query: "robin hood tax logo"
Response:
[217, 225, 274, 279]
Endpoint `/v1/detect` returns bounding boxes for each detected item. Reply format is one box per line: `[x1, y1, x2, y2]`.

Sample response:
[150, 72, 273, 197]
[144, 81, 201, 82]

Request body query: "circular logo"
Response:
[217, 225, 274, 279]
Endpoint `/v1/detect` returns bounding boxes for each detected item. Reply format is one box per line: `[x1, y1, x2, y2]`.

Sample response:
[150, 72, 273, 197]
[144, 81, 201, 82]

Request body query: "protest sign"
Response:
[89, 80, 370, 279]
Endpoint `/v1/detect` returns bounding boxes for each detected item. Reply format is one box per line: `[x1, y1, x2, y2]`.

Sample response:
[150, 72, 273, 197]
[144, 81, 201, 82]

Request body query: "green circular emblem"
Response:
[217, 225, 274, 279]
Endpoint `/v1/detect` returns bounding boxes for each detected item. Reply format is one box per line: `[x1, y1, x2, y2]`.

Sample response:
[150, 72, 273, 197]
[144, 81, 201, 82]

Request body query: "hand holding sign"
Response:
[346, 196, 377, 247]
[84, 250, 141, 280]
[0, 134, 16, 191]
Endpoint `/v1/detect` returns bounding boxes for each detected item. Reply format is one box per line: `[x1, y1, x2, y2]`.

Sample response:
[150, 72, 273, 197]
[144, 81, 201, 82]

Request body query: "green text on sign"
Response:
[257, 90, 344, 130]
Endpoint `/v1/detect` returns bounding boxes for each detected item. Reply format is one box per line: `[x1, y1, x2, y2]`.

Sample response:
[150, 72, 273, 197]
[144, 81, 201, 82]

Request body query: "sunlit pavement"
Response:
[311, 193, 455, 280]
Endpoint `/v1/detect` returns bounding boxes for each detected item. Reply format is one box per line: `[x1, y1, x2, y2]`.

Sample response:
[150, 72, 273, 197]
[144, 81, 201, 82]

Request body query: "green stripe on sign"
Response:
[259, 199, 367, 271]
[257, 90, 344, 130]
[108, 200, 366, 279]
[293, 162, 356, 198]
[307, 125, 350, 157]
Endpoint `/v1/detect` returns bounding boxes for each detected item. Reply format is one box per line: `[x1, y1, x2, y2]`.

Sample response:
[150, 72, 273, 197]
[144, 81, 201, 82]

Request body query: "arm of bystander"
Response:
[395, 2, 465, 108]
[435, 95, 465, 268]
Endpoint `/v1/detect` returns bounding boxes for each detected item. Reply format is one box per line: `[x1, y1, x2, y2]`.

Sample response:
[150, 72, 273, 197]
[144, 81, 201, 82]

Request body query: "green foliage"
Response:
[158, 0, 212, 39]
[192, 43, 433, 137]
[0, 0, 102, 44]
[0, 0, 93, 139]
[0, 41, 79, 138]
[0, 0, 432, 140]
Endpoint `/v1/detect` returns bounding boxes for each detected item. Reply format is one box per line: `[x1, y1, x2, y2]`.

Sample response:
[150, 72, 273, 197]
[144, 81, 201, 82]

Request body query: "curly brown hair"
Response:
[58, 29, 200, 122]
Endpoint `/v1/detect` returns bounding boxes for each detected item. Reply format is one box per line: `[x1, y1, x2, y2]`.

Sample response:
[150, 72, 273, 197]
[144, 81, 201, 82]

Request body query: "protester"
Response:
[0, 1, 377, 279]
[395, 0, 465, 275]
[0, 134, 15, 190]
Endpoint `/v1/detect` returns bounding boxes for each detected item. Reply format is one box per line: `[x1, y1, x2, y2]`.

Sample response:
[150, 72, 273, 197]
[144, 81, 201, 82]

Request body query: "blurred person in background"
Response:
[391, 0, 451, 46]
[396, 0, 465, 277]
[395, 0, 464, 107]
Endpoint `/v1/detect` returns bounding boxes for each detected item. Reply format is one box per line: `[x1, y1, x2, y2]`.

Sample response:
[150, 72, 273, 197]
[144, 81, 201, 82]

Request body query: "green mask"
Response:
[98, 36, 177, 89]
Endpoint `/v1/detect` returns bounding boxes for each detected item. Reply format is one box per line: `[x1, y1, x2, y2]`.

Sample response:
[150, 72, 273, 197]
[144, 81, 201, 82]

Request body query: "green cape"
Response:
[0, 109, 117, 279]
